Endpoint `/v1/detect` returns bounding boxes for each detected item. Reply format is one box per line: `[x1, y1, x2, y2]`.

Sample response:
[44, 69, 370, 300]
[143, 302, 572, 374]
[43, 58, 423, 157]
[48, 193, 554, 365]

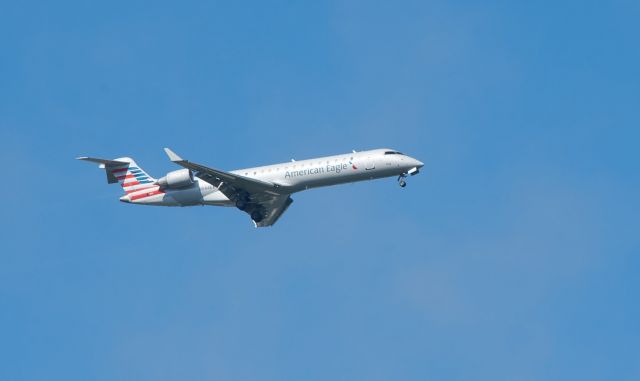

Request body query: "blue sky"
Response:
[1, 0, 638, 379]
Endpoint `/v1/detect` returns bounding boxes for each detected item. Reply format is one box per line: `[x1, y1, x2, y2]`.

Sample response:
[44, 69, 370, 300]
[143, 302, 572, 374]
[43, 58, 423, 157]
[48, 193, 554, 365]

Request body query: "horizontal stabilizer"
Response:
[77, 156, 131, 184]
[76, 156, 129, 166]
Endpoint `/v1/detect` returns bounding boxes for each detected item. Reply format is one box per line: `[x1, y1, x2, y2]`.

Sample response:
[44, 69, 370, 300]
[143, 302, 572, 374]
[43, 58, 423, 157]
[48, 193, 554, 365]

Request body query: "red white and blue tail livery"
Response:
[77, 148, 423, 227]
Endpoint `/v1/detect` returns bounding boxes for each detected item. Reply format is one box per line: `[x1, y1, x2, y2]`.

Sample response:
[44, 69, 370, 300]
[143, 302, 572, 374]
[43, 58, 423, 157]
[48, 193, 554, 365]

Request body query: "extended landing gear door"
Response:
[365, 157, 375, 170]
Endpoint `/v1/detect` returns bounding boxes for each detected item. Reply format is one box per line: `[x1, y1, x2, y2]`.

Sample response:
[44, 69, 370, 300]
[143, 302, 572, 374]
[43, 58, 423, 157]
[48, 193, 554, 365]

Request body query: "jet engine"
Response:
[156, 169, 194, 189]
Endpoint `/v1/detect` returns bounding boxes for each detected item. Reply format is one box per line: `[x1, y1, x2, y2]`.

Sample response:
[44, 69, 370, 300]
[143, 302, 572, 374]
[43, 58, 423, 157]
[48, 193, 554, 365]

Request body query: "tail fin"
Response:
[77, 156, 156, 193]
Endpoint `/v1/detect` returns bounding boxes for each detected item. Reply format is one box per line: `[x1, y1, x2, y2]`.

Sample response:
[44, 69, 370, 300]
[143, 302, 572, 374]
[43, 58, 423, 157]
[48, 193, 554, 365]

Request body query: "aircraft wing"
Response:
[164, 148, 293, 227]
[253, 194, 294, 227]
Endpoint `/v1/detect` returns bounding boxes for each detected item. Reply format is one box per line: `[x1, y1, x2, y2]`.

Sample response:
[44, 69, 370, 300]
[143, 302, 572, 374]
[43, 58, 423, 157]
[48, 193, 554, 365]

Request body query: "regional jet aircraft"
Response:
[77, 148, 424, 227]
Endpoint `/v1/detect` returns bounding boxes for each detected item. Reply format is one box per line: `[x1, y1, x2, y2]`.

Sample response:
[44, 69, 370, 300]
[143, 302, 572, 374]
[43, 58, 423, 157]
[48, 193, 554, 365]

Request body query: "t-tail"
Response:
[76, 156, 156, 195]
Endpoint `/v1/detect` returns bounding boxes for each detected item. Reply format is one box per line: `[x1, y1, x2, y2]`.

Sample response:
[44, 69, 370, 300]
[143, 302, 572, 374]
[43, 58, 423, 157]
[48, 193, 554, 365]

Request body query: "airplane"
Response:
[77, 148, 424, 227]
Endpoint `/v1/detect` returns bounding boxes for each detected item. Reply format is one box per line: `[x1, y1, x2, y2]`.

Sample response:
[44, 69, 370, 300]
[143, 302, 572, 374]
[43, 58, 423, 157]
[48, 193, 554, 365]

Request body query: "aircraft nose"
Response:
[119, 194, 131, 203]
[411, 158, 424, 169]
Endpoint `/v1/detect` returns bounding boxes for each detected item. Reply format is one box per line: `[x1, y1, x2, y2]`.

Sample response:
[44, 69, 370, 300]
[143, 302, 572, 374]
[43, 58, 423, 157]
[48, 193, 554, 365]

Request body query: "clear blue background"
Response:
[1, 1, 638, 379]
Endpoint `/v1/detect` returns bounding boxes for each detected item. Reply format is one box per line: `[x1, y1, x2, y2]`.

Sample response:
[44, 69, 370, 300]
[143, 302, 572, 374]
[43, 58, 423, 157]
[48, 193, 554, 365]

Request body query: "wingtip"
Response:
[76, 156, 88, 160]
[163, 147, 183, 162]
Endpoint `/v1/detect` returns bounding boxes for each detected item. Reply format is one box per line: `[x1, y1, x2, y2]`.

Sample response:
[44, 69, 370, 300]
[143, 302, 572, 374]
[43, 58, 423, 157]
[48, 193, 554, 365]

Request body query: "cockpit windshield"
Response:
[384, 151, 404, 155]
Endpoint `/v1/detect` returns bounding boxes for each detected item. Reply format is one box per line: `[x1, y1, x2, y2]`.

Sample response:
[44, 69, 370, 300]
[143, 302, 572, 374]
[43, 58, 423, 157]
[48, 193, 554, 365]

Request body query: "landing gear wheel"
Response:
[398, 174, 408, 188]
[251, 211, 264, 223]
[236, 193, 251, 210]
[235, 200, 247, 210]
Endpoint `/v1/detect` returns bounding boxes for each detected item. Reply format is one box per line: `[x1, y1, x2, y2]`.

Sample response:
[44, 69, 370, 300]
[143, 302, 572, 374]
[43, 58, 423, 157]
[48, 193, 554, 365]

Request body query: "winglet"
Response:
[164, 147, 183, 162]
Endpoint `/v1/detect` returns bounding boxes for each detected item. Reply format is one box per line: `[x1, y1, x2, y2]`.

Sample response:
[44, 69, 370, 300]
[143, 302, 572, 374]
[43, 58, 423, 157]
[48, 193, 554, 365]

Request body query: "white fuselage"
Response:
[128, 148, 423, 206]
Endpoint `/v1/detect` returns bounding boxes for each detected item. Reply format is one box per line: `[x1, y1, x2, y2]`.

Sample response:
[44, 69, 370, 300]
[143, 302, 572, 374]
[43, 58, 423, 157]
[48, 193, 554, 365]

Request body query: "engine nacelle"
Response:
[156, 169, 194, 189]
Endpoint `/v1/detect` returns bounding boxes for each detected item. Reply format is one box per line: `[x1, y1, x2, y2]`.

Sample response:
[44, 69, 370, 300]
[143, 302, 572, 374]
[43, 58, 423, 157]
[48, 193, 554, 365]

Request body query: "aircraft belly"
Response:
[203, 191, 231, 206]
[289, 168, 401, 191]
[163, 187, 203, 206]
[133, 194, 175, 206]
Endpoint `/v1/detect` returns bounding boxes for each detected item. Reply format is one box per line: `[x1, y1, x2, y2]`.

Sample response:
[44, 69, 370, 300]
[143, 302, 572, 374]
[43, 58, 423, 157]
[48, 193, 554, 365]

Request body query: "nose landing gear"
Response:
[398, 174, 407, 188]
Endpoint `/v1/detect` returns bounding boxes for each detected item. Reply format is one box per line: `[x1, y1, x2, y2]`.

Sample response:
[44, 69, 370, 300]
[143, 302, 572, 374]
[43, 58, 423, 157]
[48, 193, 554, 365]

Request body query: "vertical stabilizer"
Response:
[108, 157, 156, 194]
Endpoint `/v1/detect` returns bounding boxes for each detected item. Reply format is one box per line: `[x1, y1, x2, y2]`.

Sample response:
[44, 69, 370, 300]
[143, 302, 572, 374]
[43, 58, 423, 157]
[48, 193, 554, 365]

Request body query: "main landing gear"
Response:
[235, 199, 247, 210]
[235, 193, 265, 224]
[235, 192, 250, 210]
[251, 210, 264, 223]
[398, 174, 407, 188]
